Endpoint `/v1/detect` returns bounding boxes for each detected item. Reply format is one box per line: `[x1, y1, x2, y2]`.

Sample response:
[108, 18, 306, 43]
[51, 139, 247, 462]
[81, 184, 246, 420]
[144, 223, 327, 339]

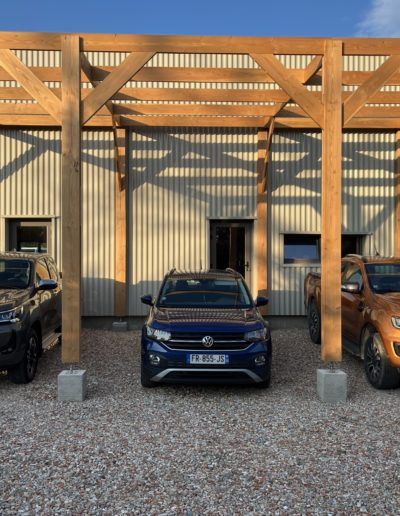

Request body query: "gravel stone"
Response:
[1, 328, 400, 515]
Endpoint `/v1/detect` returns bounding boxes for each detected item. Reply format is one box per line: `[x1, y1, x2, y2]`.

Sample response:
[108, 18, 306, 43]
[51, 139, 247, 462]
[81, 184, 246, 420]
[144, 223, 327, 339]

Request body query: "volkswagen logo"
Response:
[202, 336, 214, 348]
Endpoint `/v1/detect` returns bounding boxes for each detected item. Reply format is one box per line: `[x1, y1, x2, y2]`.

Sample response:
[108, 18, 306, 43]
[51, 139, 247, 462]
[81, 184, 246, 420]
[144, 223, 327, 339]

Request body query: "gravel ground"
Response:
[1, 328, 400, 515]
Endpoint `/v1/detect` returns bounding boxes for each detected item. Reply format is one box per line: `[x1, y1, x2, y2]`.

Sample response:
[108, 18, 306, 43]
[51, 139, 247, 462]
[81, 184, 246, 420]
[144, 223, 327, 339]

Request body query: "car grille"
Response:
[167, 332, 249, 350]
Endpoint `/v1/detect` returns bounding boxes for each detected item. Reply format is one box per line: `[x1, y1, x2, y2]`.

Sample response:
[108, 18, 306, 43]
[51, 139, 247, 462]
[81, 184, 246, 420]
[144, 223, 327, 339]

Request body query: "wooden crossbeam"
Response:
[5, 85, 400, 105]
[344, 55, 400, 125]
[252, 54, 324, 127]
[0, 49, 61, 122]
[82, 51, 154, 124]
[0, 32, 399, 56]
[270, 56, 323, 117]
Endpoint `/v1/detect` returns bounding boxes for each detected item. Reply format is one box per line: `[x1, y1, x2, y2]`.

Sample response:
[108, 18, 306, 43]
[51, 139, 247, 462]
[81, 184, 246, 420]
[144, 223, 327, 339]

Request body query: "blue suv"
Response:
[140, 269, 272, 388]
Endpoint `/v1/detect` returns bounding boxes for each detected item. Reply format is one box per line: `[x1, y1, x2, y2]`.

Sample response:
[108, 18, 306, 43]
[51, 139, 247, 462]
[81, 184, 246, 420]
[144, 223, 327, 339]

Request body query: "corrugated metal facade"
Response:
[128, 128, 258, 316]
[0, 130, 115, 316]
[268, 131, 396, 316]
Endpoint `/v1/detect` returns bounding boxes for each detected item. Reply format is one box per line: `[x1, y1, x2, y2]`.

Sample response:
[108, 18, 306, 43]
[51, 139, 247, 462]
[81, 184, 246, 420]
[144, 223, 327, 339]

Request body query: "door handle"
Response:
[245, 261, 250, 271]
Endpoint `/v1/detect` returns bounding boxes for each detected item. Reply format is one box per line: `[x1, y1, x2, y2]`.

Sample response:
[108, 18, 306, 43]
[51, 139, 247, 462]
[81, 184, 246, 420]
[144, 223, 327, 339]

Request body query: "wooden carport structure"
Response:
[1, 33, 400, 366]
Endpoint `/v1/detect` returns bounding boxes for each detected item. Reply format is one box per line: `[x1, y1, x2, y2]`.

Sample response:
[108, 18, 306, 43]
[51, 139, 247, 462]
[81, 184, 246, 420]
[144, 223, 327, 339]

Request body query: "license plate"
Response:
[187, 354, 229, 365]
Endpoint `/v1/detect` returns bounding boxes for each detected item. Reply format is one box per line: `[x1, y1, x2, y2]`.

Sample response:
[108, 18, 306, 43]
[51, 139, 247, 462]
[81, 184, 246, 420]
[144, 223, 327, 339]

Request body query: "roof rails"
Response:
[345, 254, 368, 262]
[168, 268, 176, 275]
[225, 268, 236, 275]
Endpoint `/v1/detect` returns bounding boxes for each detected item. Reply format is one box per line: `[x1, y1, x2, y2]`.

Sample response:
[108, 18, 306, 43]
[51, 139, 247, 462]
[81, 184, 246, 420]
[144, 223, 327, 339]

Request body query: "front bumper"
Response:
[0, 321, 27, 368]
[141, 336, 272, 385]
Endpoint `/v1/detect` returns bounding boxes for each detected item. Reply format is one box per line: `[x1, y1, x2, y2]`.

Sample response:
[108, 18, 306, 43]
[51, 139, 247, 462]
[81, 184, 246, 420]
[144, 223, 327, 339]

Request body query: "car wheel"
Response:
[140, 363, 157, 388]
[364, 332, 399, 389]
[308, 300, 321, 344]
[9, 328, 40, 384]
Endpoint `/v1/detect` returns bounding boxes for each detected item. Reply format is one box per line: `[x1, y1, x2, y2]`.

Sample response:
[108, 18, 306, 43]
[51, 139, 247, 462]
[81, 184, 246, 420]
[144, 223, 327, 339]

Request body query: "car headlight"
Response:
[392, 316, 400, 329]
[146, 326, 171, 341]
[245, 327, 268, 341]
[0, 305, 24, 324]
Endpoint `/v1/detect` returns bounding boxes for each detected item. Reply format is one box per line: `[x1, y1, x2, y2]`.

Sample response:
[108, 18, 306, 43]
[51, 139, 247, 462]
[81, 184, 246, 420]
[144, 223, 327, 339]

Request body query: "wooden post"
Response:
[321, 40, 343, 363]
[257, 129, 268, 314]
[61, 35, 81, 364]
[396, 130, 400, 256]
[114, 127, 127, 317]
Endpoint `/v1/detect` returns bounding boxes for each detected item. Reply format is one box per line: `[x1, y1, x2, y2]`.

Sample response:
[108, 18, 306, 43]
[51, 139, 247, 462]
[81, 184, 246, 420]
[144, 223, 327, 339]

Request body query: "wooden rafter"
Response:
[0, 49, 61, 122]
[251, 53, 324, 127]
[344, 55, 400, 125]
[82, 51, 154, 124]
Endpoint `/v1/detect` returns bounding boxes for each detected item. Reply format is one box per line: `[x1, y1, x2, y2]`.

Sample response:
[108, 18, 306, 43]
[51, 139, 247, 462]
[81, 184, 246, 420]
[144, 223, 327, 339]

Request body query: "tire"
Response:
[364, 332, 399, 389]
[9, 328, 40, 384]
[140, 363, 157, 388]
[255, 360, 271, 389]
[307, 300, 321, 344]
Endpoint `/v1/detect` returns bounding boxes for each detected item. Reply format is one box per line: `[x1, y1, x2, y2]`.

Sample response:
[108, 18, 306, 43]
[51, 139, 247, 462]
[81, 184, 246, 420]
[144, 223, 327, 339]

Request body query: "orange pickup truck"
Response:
[304, 255, 400, 389]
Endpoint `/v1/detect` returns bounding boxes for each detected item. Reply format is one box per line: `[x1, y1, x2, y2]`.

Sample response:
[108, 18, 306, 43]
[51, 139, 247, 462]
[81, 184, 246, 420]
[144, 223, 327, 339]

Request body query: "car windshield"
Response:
[365, 264, 400, 293]
[157, 277, 253, 308]
[0, 259, 31, 289]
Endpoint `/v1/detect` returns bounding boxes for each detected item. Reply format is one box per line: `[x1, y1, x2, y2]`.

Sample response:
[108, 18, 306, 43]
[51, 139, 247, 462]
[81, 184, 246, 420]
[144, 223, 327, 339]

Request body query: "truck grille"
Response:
[167, 332, 248, 350]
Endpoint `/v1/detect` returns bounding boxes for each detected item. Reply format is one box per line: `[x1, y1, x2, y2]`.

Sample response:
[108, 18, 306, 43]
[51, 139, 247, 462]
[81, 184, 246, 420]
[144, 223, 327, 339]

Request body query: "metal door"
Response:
[210, 220, 253, 282]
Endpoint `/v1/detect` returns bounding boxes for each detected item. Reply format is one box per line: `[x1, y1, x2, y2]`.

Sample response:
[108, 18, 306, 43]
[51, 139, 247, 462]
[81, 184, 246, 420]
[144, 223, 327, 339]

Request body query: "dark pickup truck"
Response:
[0, 252, 62, 383]
[304, 255, 400, 389]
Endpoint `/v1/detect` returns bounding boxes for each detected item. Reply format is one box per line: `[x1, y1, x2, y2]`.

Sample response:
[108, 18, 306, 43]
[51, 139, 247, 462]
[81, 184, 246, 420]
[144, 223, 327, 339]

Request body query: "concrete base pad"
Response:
[58, 369, 87, 401]
[112, 321, 128, 332]
[317, 368, 347, 403]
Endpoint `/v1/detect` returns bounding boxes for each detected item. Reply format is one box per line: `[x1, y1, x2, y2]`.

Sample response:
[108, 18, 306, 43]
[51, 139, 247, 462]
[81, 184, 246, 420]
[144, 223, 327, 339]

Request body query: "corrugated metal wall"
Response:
[128, 128, 258, 316]
[0, 129, 115, 316]
[268, 131, 396, 316]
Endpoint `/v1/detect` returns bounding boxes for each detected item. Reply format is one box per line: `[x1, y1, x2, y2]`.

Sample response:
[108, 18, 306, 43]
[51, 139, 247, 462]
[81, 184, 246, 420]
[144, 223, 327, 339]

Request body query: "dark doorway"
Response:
[210, 220, 252, 281]
[342, 235, 364, 257]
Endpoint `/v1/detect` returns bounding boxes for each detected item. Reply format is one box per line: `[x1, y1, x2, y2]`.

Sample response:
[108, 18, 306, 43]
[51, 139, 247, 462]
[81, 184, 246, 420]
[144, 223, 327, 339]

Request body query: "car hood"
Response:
[375, 292, 400, 314]
[0, 288, 30, 312]
[150, 306, 264, 333]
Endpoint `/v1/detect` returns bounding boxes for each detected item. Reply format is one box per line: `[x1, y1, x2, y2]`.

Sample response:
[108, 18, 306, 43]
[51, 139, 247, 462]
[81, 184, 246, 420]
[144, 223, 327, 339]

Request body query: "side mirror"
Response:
[255, 296, 269, 307]
[141, 294, 154, 306]
[341, 282, 361, 294]
[38, 279, 58, 291]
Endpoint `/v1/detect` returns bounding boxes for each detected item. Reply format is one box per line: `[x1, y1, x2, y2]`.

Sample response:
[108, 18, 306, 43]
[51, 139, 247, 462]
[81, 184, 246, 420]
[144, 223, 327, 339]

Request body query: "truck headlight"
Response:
[146, 326, 171, 341]
[0, 305, 24, 324]
[245, 327, 268, 342]
[392, 317, 400, 329]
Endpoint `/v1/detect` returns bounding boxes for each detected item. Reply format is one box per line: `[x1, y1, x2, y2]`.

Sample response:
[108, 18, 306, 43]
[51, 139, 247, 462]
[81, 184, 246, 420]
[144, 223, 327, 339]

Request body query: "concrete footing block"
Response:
[317, 368, 347, 403]
[58, 369, 87, 401]
[112, 321, 128, 332]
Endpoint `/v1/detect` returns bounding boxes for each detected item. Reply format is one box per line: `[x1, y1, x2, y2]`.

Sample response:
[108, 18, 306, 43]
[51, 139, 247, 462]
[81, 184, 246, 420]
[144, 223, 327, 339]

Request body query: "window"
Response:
[46, 256, 59, 281]
[283, 234, 366, 265]
[283, 235, 320, 265]
[8, 219, 52, 254]
[343, 264, 363, 289]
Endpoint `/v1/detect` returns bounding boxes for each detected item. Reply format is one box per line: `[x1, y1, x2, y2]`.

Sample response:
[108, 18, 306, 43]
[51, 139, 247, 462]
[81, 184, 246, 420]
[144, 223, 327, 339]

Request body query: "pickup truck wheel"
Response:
[307, 300, 321, 344]
[364, 333, 399, 389]
[9, 328, 39, 384]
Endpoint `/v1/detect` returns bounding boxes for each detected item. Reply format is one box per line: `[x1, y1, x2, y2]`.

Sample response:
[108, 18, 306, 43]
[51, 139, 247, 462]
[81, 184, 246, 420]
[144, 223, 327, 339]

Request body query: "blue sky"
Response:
[0, 0, 400, 37]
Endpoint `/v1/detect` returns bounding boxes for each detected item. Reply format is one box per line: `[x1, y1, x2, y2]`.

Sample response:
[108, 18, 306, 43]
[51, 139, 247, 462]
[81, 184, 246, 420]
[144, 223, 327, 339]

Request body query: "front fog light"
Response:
[254, 354, 266, 366]
[394, 343, 400, 357]
[149, 353, 161, 366]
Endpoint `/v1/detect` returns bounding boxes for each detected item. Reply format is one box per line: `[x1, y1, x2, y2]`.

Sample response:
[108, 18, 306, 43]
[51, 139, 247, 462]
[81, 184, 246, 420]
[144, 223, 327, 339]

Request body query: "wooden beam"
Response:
[61, 34, 81, 364]
[257, 129, 268, 315]
[82, 51, 154, 124]
[396, 131, 400, 257]
[114, 128, 127, 318]
[321, 40, 343, 363]
[260, 118, 275, 192]
[344, 55, 400, 125]
[252, 54, 324, 127]
[0, 49, 61, 122]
